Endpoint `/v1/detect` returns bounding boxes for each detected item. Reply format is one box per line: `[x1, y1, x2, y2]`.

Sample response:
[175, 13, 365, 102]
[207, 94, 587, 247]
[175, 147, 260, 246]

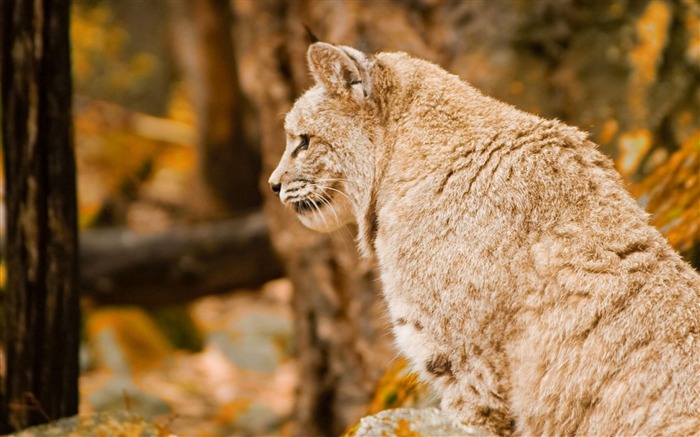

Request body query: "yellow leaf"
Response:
[617, 129, 652, 176]
[86, 308, 174, 374]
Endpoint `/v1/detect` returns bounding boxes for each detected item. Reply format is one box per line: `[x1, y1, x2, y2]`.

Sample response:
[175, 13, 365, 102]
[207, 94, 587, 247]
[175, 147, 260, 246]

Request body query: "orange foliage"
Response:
[392, 419, 423, 437]
[629, 0, 672, 85]
[683, 0, 700, 67]
[627, 0, 673, 127]
[216, 399, 252, 425]
[634, 131, 700, 253]
[366, 358, 427, 415]
[599, 119, 619, 146]
[71, 4, 197, 229]
[86, 308, 174, 374]
[616, 129, 653, 177]
[71, 4, 157, 103]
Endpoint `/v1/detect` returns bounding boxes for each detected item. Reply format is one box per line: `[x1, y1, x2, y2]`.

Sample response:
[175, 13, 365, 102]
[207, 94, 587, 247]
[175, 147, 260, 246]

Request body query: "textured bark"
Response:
[169, 0, 262, 214]
[1, 0, 79, 432]
[80, 212, 282, 306]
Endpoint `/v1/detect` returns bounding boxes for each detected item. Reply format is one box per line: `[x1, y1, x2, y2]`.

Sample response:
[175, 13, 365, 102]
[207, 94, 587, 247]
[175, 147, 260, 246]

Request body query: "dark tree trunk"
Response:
[169, 0, 262, 215]
[1, 0, 79, 432]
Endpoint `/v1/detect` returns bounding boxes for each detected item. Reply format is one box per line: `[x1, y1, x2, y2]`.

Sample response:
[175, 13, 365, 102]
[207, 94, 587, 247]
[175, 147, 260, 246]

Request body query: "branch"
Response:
[80, 211, 283, 306]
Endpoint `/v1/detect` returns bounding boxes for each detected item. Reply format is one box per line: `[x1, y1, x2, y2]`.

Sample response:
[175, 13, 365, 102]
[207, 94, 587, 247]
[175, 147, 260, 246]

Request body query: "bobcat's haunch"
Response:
[269, 42, 700, 436]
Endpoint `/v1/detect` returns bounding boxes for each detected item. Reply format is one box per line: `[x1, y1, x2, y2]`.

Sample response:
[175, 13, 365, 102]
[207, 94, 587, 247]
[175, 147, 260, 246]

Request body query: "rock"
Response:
[349, 408, 493, 437]
[87, 375, 171, 418]
[209, 311, 292, 372]
[220, 402, 283, 436]
[208, 331, 278, 372]
[8, 410, 173, 437]
[85, 307, 174, 375]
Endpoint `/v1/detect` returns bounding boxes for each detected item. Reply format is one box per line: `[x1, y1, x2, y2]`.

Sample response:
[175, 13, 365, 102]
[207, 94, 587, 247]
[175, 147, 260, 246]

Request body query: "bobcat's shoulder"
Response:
[270, 42, 700, 436]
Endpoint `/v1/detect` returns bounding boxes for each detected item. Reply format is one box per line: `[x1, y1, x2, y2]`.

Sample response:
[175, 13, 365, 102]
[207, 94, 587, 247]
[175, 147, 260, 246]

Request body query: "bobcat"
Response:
[269, 42, 700, 435]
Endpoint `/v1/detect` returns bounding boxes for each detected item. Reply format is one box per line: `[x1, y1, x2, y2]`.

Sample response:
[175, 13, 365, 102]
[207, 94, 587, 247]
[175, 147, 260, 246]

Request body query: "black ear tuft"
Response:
[303, 24, 319, 44]
[307, 42, 372, 99]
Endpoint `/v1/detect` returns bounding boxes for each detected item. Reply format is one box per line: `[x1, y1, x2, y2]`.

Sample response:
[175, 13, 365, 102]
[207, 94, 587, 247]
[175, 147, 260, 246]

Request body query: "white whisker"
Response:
[322, 185, 353, 201]
[311, 189, 357, 254]
[316, 192, 340, 225]
[320, 186, 354, 207]
[309, 192, 331, 232]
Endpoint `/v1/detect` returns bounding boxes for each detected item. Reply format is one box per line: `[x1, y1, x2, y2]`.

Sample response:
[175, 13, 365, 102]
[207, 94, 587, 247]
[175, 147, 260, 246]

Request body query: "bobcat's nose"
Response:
[270, 182, 282, 196]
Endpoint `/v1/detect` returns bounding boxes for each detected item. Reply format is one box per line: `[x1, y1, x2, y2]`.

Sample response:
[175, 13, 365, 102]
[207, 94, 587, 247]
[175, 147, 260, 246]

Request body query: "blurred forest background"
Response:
[1, 0, 699, 436]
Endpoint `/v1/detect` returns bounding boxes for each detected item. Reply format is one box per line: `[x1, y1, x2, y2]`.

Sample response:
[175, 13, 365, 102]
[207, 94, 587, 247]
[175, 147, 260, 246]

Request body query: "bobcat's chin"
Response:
[294, 193, 354, 233]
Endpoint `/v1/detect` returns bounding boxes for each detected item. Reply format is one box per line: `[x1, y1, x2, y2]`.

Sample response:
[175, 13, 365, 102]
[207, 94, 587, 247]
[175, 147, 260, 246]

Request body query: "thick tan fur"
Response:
[269, 43, 700, 435]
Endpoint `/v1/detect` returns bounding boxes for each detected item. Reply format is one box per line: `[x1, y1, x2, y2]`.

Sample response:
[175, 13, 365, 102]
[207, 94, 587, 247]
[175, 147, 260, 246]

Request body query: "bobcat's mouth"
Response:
[293, 198, 326, 214]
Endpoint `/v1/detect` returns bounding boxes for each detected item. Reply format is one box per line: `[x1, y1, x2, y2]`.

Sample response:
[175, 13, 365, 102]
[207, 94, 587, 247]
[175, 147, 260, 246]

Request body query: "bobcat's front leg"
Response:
[394, 318, 515, 435]
[441, 374, 515, 436]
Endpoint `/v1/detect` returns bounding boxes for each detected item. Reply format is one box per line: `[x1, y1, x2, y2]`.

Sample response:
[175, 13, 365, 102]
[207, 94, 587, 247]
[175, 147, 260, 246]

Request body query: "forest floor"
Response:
[79, 279, 297, 437]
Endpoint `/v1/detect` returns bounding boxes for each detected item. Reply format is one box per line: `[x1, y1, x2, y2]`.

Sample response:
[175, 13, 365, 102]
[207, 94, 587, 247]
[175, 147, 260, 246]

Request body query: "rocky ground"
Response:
[79, 279, 297, 436]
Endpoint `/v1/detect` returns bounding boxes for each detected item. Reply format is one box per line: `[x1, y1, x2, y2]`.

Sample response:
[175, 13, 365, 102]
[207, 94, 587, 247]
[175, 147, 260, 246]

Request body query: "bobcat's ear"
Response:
[307, 42, 371, 99]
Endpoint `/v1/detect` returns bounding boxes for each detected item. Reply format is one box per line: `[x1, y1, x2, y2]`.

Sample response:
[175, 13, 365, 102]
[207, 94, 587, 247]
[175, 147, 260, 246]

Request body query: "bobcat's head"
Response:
[269, 43, 381, 234]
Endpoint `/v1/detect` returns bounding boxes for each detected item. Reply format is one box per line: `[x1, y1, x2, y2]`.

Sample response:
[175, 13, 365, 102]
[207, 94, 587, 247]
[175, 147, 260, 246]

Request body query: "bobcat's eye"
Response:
[292, 134, 310, 157]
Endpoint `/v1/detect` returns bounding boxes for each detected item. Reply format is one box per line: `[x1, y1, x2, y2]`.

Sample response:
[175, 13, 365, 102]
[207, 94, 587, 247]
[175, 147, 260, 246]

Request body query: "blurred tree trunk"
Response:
[168, 0, 262, 215]
[231, 2, 395, 436]
[0, 0, 79, 433]
[231, 0, 699, 435]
